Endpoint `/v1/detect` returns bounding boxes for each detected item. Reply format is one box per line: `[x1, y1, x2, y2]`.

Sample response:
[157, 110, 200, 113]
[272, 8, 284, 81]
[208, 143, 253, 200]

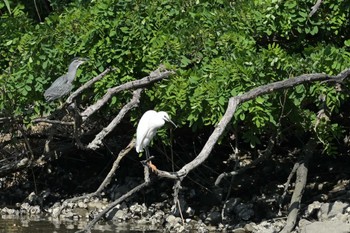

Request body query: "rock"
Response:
[20, 203, 31, 212]
[72, 207, 89, 218]
[185, 206, 195, 217]
[298, 219, 312, 229]
[305, 201, 322, 218]
[244, 222, 257, 232]
[113, 209, 128, 221]
[149, 210, 165, 225]
[253, 220, 285, 233]
[62, 211, 74, 219]
[87, 200, 105, 211]
[233, 202, 254, 221]
[318, 201, 349, 221]
[224, 198, 241, 214]
[205, 211, 221, 225]
[232, 228, 246, 233]
[301, 220, 350, 233]
[77, 201, 87, 209]
[129, 203, 147, 216]
[29, 206, 41, 215]
[165, 214, 181, 226]
[165, 214, 184, 232]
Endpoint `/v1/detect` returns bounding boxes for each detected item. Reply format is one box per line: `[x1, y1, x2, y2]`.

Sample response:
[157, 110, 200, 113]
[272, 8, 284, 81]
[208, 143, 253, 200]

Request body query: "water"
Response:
[0, 216, 160, 233]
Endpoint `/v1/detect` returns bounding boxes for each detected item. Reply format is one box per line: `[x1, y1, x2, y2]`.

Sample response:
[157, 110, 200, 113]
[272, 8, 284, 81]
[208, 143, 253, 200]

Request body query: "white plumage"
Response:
[136, 110, 176, 155]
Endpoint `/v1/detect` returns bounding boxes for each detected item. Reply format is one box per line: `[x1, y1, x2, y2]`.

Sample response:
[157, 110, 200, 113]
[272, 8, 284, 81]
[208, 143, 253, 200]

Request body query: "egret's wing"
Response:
[135, 111, 155, 152]
[136, 121, 149, 153]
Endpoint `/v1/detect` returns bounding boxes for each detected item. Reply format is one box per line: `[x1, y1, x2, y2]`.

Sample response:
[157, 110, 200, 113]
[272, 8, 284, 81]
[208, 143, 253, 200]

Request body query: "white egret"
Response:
[136, 110, 177, 172]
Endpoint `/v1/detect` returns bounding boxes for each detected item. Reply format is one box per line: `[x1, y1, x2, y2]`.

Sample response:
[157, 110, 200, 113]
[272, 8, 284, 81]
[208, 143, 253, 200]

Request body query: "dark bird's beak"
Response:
[167, 118, 177, 128]
[79, 57, 89, 63]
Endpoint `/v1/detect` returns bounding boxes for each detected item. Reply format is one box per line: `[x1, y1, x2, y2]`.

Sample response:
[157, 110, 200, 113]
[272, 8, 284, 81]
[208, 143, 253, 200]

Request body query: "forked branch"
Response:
[156, 69, 350, 180]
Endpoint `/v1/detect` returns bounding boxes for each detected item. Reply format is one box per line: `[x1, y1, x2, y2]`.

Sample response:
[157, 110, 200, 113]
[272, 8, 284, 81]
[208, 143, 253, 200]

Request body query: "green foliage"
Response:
[1, 0, 350, 155]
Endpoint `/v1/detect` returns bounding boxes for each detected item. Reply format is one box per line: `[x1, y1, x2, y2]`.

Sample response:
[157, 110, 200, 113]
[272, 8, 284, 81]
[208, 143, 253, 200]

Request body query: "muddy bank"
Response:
[1, 149, 350, 233]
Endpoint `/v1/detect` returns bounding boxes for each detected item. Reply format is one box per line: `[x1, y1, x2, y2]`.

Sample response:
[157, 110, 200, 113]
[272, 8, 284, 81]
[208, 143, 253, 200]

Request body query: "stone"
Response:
[318, 201, 348, 221]
[113, 209, 128, 221]
[51, 206, 61, 218]
[129, 203, 147, 216]
[233, 202, 254, 221]
[301, 220, 350, 233]
[72, 207, 89, 218]
[77, 201, 87, 209]
[205, 211, 221, 225]
[29, 206, 41, 215]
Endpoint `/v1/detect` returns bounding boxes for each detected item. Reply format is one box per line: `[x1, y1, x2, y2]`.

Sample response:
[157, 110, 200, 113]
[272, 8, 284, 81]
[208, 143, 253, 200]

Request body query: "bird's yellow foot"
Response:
[147, 161, 158, 173]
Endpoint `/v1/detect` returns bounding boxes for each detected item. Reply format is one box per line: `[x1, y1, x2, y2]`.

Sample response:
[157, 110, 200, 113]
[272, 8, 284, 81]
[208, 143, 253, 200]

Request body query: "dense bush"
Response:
[1, 0, 350, 154]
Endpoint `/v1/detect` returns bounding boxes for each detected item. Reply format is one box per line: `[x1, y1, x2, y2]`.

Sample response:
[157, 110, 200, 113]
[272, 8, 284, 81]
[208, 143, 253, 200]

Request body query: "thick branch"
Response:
[156, 68, 350, 180]
[81, 70, 175, 121]
[87, 89, 141, 150]
[280, 139, 316, 233]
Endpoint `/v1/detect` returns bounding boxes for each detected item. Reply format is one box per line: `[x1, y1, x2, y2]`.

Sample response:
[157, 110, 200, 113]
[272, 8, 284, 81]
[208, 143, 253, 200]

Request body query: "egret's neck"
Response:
[67, 64, 78, 82]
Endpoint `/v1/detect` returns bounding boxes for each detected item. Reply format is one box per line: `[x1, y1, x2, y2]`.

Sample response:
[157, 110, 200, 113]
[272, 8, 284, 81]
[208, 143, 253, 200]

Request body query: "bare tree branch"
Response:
[32, 118, 74, 125]
[65, 67, 114, 105]
[155, 69, 350, 181]
[87, 90, 141, 150]
[309, 0, 323, 17]
[81, 70, 175, 121]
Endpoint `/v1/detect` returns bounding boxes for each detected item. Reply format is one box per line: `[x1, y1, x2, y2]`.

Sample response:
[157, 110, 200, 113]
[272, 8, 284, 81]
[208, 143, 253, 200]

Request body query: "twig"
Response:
[65, 67, 114, 106]
[171, 180, 183, 214]
[33, 0, 41, 22]
[94, 139, 135, 194]
[278, 160, 299, 216]
[87, 89, 142, 150]
[215, 137, 275, 186]
[32, 118, 74, 125]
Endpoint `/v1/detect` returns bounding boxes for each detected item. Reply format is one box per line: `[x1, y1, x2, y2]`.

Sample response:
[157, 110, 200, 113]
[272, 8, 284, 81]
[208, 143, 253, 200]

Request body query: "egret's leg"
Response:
[145, 147, 157, 172]
[145, 147, 150, 160]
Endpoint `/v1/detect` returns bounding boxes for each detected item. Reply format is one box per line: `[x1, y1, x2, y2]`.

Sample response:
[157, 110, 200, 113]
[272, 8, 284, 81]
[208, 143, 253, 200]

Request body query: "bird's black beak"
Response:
[167, 118, 177, 128]
[80, 57, 89, 63]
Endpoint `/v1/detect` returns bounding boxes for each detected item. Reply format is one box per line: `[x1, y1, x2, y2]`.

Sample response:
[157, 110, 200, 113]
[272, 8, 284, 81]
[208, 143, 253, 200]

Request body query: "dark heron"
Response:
[44, 58, 88, 102]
